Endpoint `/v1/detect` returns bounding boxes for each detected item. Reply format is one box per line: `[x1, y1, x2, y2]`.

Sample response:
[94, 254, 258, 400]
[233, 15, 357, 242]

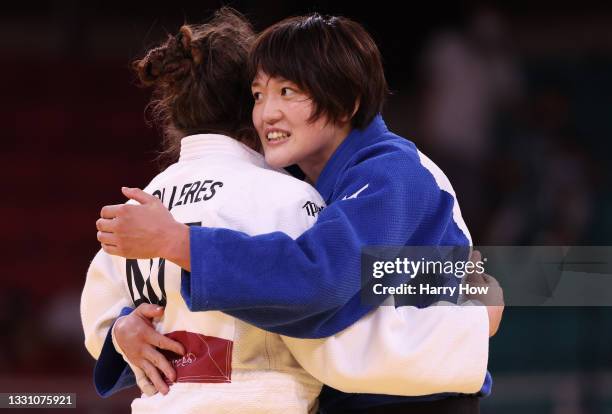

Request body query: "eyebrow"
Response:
[251, 77, 296, 89]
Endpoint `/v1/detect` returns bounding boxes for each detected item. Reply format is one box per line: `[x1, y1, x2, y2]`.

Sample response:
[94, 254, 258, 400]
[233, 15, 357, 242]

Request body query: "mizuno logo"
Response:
[342, 184, 369, 200]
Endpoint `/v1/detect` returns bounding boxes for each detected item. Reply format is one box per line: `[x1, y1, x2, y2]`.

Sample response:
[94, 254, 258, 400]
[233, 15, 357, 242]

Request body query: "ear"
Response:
[351, 97, 361, 118]
[340, 97, 361, 123]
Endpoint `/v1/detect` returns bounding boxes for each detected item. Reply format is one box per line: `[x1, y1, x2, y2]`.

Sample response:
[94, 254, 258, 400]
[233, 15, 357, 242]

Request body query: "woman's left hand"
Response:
[96, 187, 191, 269]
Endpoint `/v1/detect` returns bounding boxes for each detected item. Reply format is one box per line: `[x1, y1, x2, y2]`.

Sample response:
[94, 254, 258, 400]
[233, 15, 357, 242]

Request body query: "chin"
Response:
[264, 153, 289, 169]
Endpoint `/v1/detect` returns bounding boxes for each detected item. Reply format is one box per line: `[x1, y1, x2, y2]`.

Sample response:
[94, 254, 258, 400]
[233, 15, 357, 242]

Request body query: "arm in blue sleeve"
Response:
[93, 306, 135, 397]
[182, 150, 466, 338]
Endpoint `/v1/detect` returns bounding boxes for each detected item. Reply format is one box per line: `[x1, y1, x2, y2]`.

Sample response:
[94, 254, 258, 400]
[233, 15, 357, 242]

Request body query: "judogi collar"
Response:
[315, 115, 389, 202]
[179, 134, 264, 167]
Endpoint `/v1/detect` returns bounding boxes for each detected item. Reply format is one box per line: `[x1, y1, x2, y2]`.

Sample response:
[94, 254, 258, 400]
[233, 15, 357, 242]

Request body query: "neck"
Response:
[299, 123, 352, 184]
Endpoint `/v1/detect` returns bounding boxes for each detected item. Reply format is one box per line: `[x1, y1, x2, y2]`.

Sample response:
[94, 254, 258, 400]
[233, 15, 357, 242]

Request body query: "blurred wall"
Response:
[2, 1, 611, 413]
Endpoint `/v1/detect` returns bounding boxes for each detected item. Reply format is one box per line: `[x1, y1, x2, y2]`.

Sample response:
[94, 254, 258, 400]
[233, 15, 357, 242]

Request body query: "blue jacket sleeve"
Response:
[93, 306, 136, 397]
[182, 148, 469, 338]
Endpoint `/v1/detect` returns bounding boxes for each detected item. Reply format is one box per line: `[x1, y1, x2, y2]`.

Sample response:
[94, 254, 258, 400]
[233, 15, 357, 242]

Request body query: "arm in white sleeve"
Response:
[81, 250, 145, 396]
[282, 303, 489, 396]
[81, 249, 133, 359]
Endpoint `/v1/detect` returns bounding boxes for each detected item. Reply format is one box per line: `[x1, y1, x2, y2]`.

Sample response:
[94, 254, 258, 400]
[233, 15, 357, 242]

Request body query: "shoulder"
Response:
[248, 165, 325, 206]
[336, 132, 471, 243]
[217, 165, 325, 237]
[244, 167, 326, 234]
[341, 133, 451, 196]
[140, 162, 181, 194]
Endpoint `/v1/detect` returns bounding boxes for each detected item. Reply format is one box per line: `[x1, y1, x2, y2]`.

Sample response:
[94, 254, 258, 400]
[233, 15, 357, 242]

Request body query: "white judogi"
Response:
[82, 134, 324, 413]
[81, 134, 490, 414]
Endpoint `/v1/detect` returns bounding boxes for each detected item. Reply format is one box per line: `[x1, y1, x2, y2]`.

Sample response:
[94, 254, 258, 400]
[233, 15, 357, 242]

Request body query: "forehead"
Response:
[251, 71, 293, 87]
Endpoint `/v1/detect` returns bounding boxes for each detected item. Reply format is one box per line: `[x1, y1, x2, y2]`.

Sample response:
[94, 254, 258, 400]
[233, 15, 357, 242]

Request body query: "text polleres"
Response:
[152, 179, 224, 211]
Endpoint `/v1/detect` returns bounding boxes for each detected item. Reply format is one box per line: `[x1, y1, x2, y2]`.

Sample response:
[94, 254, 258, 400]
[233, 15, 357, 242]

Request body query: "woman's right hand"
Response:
[114, 303, 185, 395]
[465, 250, 505, 337]
[485, 306, 504, 337]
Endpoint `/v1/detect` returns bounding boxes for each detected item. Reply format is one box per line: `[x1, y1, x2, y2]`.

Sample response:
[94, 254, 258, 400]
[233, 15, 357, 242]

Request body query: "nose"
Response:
[260, 95, 283, 125]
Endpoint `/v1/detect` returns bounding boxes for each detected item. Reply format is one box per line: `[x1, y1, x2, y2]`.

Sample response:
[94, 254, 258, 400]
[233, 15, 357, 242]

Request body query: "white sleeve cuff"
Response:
[111, 316, 128, 358]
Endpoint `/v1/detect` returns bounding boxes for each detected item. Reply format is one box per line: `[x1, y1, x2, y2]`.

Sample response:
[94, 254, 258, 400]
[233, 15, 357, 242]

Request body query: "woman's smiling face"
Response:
[251, 71, 351, 183]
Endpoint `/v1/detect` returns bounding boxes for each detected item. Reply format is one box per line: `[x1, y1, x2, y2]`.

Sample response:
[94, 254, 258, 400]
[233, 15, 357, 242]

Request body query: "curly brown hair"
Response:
[132, 8, 259, 162]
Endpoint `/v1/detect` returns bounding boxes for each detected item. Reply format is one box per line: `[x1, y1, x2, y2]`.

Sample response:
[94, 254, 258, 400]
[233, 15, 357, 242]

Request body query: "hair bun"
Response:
[134, 32, 193, 86]
[142, 49, 165, 83]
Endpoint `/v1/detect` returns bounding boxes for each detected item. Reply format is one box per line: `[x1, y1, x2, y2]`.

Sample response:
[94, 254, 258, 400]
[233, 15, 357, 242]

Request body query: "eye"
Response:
[252, 91, 262, 101]
[281, 87, 296, 97]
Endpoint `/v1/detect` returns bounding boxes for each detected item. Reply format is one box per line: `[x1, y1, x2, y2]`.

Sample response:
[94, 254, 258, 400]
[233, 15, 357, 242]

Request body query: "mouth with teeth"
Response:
[266, 130, 291, 143]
